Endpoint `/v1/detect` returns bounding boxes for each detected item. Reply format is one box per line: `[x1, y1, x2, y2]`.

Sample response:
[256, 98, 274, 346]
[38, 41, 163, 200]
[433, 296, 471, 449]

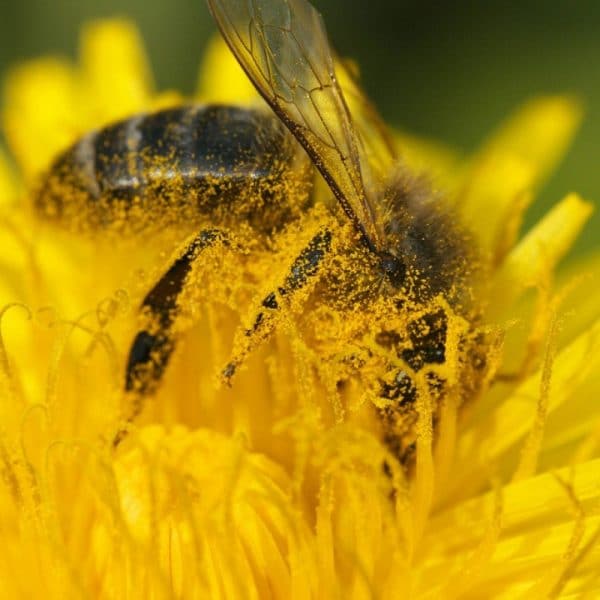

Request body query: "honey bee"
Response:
[36, 0, 483, 460]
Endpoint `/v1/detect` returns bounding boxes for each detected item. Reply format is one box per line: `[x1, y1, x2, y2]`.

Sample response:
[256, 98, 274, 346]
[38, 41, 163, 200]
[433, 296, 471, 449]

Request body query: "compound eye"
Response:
[380, 252, 406, 288]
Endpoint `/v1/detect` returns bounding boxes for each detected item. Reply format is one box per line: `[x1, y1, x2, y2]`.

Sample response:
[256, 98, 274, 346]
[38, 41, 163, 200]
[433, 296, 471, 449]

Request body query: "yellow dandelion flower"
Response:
[0, 3, 599, 599]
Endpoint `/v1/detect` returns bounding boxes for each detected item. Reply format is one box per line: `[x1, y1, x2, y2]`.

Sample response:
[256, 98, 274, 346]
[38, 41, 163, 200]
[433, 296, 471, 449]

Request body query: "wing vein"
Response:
[207, 0, 399, 252]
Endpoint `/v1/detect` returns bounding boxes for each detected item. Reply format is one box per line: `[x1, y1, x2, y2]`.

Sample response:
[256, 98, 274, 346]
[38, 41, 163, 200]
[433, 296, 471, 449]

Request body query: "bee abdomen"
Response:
[36, 105, 306, 233]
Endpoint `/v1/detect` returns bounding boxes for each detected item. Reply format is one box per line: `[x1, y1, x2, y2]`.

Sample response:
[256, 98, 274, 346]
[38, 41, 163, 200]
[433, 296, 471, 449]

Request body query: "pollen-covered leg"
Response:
[222, 229, 332, 384]
[115, 228, 227, 444]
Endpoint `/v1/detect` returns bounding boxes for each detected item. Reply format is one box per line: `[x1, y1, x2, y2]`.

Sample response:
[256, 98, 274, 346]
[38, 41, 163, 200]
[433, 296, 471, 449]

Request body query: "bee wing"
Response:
[207, 0, 385, 250]
[334, 56, 398, 184]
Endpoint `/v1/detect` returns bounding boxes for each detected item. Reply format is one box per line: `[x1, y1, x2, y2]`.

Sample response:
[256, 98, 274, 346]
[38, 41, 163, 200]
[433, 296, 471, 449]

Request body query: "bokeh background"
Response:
[1, 0, 598, 257]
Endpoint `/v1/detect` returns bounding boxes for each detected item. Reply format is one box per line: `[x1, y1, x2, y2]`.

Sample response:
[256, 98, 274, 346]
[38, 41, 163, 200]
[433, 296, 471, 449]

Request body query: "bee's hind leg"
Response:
[114, 228, 227, 446]
[222, 228, 332, 384]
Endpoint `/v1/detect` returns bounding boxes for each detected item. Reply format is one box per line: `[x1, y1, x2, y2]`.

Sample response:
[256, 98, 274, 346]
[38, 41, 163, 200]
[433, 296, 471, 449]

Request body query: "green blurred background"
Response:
[1, 0, 598, 258]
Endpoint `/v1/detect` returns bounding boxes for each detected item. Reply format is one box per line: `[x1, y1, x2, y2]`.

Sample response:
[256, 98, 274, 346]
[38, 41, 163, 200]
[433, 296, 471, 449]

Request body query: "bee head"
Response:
[379, 251, 406, 288]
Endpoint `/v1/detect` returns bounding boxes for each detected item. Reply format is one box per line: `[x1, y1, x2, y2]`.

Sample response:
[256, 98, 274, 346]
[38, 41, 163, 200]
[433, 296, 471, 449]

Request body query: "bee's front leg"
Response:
[222, 228, 332, 384]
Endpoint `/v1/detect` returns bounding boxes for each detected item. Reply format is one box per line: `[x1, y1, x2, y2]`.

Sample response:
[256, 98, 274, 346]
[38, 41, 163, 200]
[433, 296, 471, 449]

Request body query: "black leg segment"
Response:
[223, 229, 332, 382]
[122, 229, 226, 417]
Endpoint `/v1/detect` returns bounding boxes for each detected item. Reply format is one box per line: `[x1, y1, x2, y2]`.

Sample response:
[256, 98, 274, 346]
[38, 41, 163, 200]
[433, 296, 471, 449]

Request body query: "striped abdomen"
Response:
[36, 105, 310, 234]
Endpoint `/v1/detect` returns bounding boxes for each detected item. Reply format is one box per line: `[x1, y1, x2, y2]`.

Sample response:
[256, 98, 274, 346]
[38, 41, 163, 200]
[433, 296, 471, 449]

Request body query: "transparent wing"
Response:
[207, 0, 385, 250]
[334, 56, 398, 185]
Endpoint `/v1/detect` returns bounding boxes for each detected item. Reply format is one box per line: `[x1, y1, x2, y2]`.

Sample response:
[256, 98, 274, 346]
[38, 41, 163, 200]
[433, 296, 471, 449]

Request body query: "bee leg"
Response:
[114, 228, 227, 446]
[222, 229, 332, 384]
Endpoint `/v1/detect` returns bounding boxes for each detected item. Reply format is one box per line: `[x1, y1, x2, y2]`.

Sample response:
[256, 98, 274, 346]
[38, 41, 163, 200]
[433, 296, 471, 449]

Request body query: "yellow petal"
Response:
[489, 193, 593, 316]
[79, 19, 154, 125]
[555, 251, 600, 348]
[196, 35, 260, 105]
[541, 366, 600, 469]
[2, 58, 80, 177]
[0, 148, 18, 206]
[394, 130, 463, 188]
[459, 96, 583, 258]
[423, 459, 600, 597]
[480, 96, 583, 184]
[459, 152, 536, 257]
[450, 317, 600, 500]
[113, 426, 318, 598]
